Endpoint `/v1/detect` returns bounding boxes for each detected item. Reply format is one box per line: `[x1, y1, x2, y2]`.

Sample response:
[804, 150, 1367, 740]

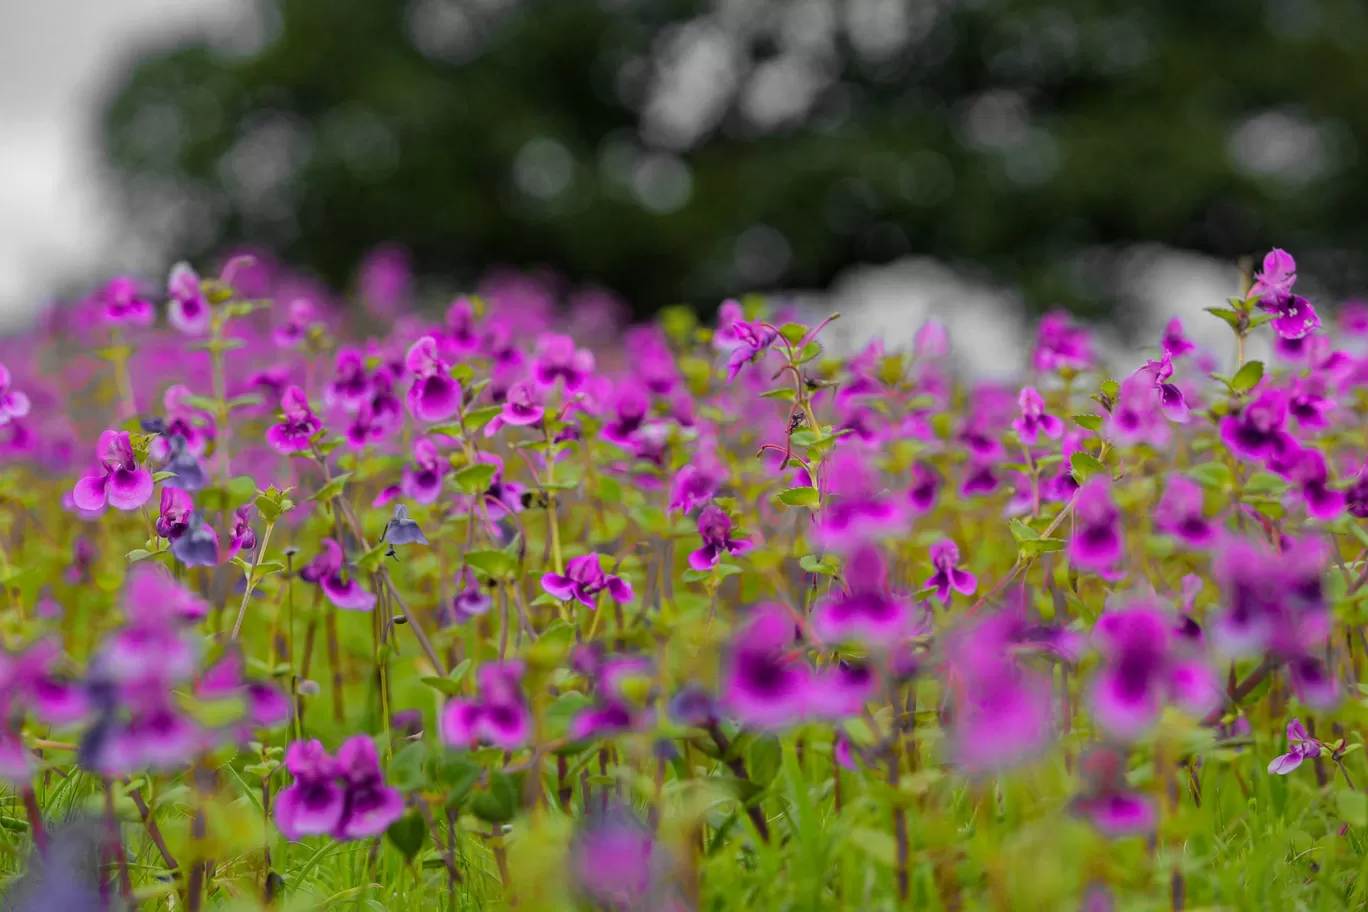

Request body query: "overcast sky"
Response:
[0, 0, 237, 327]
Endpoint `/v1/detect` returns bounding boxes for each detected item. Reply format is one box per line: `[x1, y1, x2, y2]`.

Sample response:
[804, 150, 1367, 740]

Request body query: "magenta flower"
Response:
[324, 348, 373, 411]
[721, 606, 811, 729]
[404, 335, 462, 423]
[1286, 447, 1344, 521]
[166, 262, 210, 335]
[440, 661, 531, 751]
[299, 539, 376, 611]
[812, 446, 905, 550]
[196, 650, 289, 732]
[225, 504, 257, 560]
[266, 386, 322, 455]
[1153, 476, 1214, 548]
[1249, 248, 1320, 340]
[687, 505, 753, 571]
[275, 740, 346, 840]
[601, 383, 651, 448]
[725, 319, 779, 382]
[333, 735, 405, 840]
[1211, 535, 1329, 658]
[71, 430, 154, 511]
[98, 276, 155, 327]
[812, 546, 916, 644]
[1089, 600, 1220, 740]
[1071, 747, 1156, 837]
[1288, 374, 1335, 429]
[1267, 718, 1322, 775]
[532, 333, 596, 393]
[1032, 310, 1093, 373]
[1011, 387, 1063, 445]
[274, 298, 318, 348]
[1161, 318, 1195, 358]
[541, 553, 634, 608]
[446, 566, 492, 623]
[400, 438, 447, 505]
[1106, 374, 1172, 448]
[569, 809, 663, 910]
[1070, 477, 1123, 572]
[1135, 353, 1189, 423]
[906, 461, 940, 514]
[154, 486, 193, 540]
[1220, 387, 1292, 463]
[444, 297, 482, 357]
[925, 539, 977, 603]
[0, 364, 31, 426]
[914, 318, 949, 358]
[668, 461, 722, 515]
[484, 380, 545, 436]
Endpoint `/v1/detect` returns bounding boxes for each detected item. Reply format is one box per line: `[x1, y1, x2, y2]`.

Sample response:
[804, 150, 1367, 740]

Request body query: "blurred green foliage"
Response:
[101, 0, 1368, 317]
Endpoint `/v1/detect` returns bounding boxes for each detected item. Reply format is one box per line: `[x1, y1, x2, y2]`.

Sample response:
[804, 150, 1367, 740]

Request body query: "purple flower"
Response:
[1011, 387, 1063, 445]
[812, 446, 904, 549]
[401, 438, 447, 504]
[1070, 477, 1123, 572]
[1288, 653, 1341, 709]
[1211, 535, 1329, 658]
[906, 461, 940, 514]
[155, 486, 193, 540]
[266, 386, 322, 455]
[440, 662, 531, 751]
[1267, 718, 1322, 775]
[725, 319, 779, 382]
[924, 539, 977, 603]
[1071, 747, 1156, 837]
[447, 567, 492, 623]
[71, 430, 154, 511]
[570, 809, 667, 911]
[381, 504, 428, 547]
[721, 607, 811, 729]
[1088, 600, 1220, 740]
[197, 650, 289, 731]
[808, 661, 879, 721]
[444, 297, 482, 357]
[299, 539, 376, 611]
[1288, 374, 1334, 429]
[812, 546, 916, 644]
[532, 333, 596, 392]
[1136, 353, 1190, 423]
[166, 262, 210, 334]
[601, 383, 651, 448]
[1106, 374, 1171, 448]
[1153, 476, 1214, 548]
[404, 335, 462, 423]
[225, 504, 257, 560]
[275, 740, 346, 840]
[171, 512, 220, 567]
[1161, 318, 1195, 358]
[1286, 447, 1344, 521]
[687, 505, 753, 571]
[484, 380, 545, 436]
[1249, 248, 1320, 340]
[1032, 310, 1093, 373]
[668, 461, 722, 514]
[541, 553, 634, 609]
[960, 460, 1000, 497]
[570, 700, 643, 741]
[333, 736, 405, 841]
[1348, 466, 1368, 519]
[914, 318, 949, 358]
[98, 276, 155, 327]
[324, 349, 373, 411]
[0, 364, 31, 427]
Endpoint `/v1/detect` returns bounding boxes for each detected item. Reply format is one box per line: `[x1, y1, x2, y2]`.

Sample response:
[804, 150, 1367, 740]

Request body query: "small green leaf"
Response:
[434, 755, 483, 802]
[799, 555, 838, 576]
[1099, 380, 1119, 399]
[462, 405, 504, 434]
[1188, 462, 1232, 490]
[309, 472, 353, 503]
[469, 772, 517, 823]
[1230, 360, 1264, 393]
[1204, 307, 1243, 331]
[1071, 414, 1104, 432]
[420, 676, 462, 696]
[454, 463, 497, 495]
[388, 742, 431, 792]
[151, 471, 178, 483]
[759, 388, 796, 401]
[776, 486, 820, 508]
[386, 812, 428, 860]
[125, 549, 155, 563]
[465, 549, 515, 578]
[1008, 519, 1040, 542]
[1070, 452, 1105, 484]
[1019, 539, 1066, 558]
[778, 322, 808, 345]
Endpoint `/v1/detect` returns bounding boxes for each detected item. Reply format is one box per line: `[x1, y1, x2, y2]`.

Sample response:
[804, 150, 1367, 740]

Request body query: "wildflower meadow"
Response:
[0, 248, 1366, 910]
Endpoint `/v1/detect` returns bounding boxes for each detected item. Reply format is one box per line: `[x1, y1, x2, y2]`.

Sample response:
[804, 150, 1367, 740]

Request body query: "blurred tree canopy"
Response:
[102, 0, 1368, 319]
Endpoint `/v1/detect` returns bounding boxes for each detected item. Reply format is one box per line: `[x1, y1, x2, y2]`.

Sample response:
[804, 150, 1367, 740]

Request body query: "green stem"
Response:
[230, 521, 275, 640]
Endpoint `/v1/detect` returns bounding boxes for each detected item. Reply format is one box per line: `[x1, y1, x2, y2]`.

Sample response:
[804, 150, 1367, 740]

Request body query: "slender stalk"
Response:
[231, 520, 275, 639]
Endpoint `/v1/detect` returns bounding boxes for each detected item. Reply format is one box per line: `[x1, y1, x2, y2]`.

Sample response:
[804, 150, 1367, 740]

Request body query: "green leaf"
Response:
[1339, 790, 1368, 827]
[1008, 519, 1040, 542]
[747, 734, 782, 787]
[759, 388, 796, 401]
[1188, 462, 1232, 490]
[386, 812, 428, 861]
[420, 676, 463, 696]
[799, 554, 838, 576]
[434, 755, 483, 802]
[789, 429, 819, 448]
[465, 549, 515, 578]
[776, 486, 820, 508]
[308, 472, 353, 503]
[778, 322, 808, 345]
[125, 549, 155, 563]
[797, 341, 821, 363]
[462, 405, 504, 434]
[847, 827, 898, 867]
[1230, 360, 1264, 393]
[1019, 539, 1067, 558]
[151, 471, 178, 483]
[1248, 312, 1275, 329]
[453, 463, 497, 495]
[1071, 414, 1104, 432]
[388, 742, 431, 792]
[1204, 307, 1243, 331]
[1099, 380, 1119, 399]
[1069, 452, 1105, 484]
[469, 772, 517, 823]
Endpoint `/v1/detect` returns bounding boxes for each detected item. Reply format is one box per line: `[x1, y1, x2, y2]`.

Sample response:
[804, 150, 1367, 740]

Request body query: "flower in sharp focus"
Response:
[484, 380, 545, 437]
[266, 387, 322, 455]
[541, 553, 634, 609]
[687, 504, 753, 571]
[154, 486, 193, 541]
[166, 262, 210, 335]
[404, 335, 462, 423]
[1267, 718, 1322, 775]
[1088, 600, 1220, 740]
[299, 539, 376, 611]
[1011, 386, 1063, 445]
[382, 504, 428, 547]
[1249, 248, 1320, 340]
[71, 430, 154, 511]
[224, 504, 257, 561]
[924, 539, 977, 603]
[1136, 354, 1189, 423]
[0, 364, 31, 426]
